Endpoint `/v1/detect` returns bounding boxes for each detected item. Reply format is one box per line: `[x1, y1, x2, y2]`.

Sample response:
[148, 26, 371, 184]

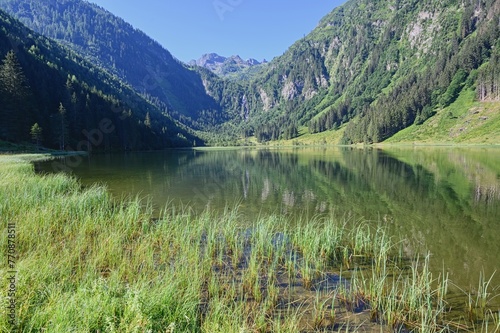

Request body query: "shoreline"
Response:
[2, 137, 500, 156]
[1, 154, 499, 332]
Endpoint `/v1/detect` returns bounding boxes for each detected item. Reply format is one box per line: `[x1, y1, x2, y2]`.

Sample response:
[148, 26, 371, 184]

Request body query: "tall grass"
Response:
[0, 155, 498, 332]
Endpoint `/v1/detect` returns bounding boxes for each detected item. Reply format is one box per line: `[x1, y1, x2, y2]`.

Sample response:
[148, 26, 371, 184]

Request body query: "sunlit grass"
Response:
[386, 89, 500, 145]
[0, 154, 498, 332]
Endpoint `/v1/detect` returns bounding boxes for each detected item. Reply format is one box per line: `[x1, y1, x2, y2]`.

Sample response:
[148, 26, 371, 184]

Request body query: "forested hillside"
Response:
[192, 0, 500, 144]
[234, 0, 500, 144]
[0, 0, 228, 130]
[1, 0, 500, 145]
[0, 9, 200, 150]
[338, 0, 500, 143]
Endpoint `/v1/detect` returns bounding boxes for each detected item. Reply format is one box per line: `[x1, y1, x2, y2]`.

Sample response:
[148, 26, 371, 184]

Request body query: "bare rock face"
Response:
[194, 53, 228, 68]
[190, 53, 265, 77]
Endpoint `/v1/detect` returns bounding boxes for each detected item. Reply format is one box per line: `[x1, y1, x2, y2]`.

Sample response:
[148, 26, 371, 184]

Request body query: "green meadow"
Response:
[1, 154, 499, 332]
[386, 89, 500, 145]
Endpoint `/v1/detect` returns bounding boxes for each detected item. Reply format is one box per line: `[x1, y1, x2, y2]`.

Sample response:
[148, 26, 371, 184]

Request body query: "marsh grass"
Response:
[1, 155, 498, 332]
[461, 271, 500, 329]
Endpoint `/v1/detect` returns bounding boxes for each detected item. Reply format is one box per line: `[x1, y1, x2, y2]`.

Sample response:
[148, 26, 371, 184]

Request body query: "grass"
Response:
[1, 154, 499, 332]
[0, 141, 40, 153]
[0, 140, 66, 154]
[211, 88, 500, 147]
[253, 88, 500, 148]
[386, 89, 500, 145]
[274, 126, 346, 146]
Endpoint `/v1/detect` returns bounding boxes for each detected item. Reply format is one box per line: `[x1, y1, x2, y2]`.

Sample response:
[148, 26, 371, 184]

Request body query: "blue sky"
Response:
[88, 0, 346, 63]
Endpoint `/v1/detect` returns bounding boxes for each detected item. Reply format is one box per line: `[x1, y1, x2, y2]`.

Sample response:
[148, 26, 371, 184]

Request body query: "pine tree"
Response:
[57, 102, 68, 149]
[30, 123, 43, 149]
[144, 112, 151, 128]
[0, 50, 31, 141]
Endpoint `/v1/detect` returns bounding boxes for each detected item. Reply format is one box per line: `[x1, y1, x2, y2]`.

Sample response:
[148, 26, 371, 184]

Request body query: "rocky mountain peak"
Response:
[190, 53, 264, 77]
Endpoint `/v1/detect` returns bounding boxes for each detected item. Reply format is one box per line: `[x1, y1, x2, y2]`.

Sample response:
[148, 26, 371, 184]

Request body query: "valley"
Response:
[1, 0, 499, 149]
[1, 1, 500, 331]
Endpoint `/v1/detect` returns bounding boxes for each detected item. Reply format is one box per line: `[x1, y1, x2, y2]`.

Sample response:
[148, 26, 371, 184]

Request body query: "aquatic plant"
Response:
[1, 154, 498, 332]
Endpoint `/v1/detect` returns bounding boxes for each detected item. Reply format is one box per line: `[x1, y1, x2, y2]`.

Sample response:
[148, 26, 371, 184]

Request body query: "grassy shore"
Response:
[1, 154, 499, 332]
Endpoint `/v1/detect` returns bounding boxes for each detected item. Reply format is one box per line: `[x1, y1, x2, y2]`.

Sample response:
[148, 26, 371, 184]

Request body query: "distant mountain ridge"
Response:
[188, 53, 267, 79]
[0, 0, 226, 129]
[1, 0, 500, 146]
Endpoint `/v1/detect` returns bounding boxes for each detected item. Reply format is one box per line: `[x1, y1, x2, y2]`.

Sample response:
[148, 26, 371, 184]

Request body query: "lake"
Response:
[36, 146, 500, 298]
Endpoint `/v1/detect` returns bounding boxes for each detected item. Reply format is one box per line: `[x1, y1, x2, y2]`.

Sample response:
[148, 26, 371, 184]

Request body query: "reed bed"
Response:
[0, 155, 498, 332]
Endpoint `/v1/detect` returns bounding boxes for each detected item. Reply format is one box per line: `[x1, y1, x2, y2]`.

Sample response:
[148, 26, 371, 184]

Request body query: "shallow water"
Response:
[36, 146, 500, 301]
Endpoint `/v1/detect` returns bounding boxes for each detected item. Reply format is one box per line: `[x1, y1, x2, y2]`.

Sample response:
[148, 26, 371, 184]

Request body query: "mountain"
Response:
[228, 0, 500, 144]
[2, 0, 500, 145]
[189, 53, 267, 80]
[184, 0, 500, 145]
[190, 53, 226, 69]
[0, 0, 226, 129]
[0, 9, 200, 150]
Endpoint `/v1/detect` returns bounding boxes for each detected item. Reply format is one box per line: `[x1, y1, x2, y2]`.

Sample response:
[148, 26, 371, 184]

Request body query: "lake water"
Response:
[36, 146, 500, 297]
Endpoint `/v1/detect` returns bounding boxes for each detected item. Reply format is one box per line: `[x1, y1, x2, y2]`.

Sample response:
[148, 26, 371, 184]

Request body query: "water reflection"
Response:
[36, 147, 500, 293]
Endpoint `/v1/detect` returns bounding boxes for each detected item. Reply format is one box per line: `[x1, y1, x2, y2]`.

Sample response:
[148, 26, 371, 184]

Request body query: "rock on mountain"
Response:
[190, 53, 266, 77]
[233, 0, 500, 143]
[0, 0, 225, 129]
[2, 0, 500, 145]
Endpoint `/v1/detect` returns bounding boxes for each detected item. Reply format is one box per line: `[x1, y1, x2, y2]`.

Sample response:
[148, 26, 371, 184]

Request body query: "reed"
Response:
[464, 270, 499, 324]
[1, 154, 498, 332]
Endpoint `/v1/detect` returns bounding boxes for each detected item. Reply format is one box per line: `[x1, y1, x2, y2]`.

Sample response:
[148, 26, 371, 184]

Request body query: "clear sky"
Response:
[88, 0, 346, 63]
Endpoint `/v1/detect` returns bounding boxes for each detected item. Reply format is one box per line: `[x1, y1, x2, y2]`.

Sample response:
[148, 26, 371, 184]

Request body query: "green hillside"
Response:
[236, 0, 500, 144]
[0, 0, 226, 129]
[387, 89, 500, 144]
[1, 0, 499, 146]
[0, 9, 200, 150]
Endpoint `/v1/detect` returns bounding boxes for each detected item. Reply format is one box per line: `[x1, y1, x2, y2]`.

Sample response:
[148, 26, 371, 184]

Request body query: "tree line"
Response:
[0, 9, 200, 150]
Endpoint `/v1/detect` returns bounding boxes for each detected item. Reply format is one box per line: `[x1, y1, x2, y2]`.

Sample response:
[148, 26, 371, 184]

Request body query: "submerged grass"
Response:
[1, 154, 499, 332]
